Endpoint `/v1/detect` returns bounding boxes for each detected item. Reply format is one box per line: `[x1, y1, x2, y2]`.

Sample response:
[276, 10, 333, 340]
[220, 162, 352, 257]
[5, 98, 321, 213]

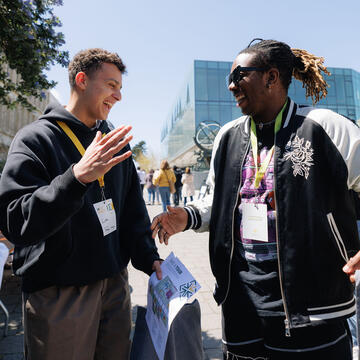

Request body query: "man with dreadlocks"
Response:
[151, 39, 360, 359]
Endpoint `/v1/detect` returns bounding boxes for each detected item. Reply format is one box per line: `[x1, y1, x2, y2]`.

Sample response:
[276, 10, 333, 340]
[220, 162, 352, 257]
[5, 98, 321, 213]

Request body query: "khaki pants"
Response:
[23, 269, 131, 360]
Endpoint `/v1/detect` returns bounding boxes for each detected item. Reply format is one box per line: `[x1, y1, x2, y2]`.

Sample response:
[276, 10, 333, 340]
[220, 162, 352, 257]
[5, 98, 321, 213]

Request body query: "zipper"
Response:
[274, 133, 292, 337]
[221, 137, 250, 305]
[284, 319, 291, 337]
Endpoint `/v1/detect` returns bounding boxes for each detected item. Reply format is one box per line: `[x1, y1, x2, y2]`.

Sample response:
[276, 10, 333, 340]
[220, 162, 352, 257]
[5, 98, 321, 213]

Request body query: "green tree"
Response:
[132, 140, 147, 162]
[0, 0, 69, 111]
[135, 152, 158, 172]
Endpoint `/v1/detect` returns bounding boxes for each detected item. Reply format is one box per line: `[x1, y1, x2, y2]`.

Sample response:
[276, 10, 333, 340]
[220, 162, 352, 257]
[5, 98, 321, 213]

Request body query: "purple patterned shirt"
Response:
[233, 125, 284, 316]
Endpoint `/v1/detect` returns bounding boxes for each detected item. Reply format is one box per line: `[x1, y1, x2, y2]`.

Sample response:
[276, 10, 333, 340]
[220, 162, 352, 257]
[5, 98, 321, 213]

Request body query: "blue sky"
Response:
[46, 0, 360, 158]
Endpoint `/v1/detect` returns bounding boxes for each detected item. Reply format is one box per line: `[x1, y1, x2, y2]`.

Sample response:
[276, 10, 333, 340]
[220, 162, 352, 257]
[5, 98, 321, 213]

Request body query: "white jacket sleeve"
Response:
[298, 107, 360, 192]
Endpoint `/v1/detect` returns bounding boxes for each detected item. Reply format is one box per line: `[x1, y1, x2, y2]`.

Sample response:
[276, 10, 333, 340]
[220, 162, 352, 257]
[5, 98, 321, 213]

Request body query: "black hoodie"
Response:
[0, 102, 160, 292]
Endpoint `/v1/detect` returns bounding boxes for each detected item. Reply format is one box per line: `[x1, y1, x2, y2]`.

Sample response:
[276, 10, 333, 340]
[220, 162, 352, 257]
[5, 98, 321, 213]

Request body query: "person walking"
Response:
[137, 166, 146, 195]
[173, 166, 183, 206]
[181, 167, 195, 206]
[153, 160, 176, 213]
[153, 168, 161, 205]
[145, 169, 156, 205]
[151, 39, 360, 359]
[0, 48, 162, 360]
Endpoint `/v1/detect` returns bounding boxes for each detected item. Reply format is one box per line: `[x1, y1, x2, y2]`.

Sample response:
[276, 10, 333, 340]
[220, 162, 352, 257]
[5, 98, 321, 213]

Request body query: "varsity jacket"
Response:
[186, 98, 360, 331]
[0, 102, 160, 293]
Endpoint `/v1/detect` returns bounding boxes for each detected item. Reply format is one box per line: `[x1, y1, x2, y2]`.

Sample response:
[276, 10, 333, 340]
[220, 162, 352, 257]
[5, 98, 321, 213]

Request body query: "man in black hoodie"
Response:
[0, 48, 162, 360]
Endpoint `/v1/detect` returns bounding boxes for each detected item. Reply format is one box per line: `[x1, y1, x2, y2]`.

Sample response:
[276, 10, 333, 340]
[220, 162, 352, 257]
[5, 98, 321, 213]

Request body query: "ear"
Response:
[74, 72, 88, 90]
[266, 68, 280, 87]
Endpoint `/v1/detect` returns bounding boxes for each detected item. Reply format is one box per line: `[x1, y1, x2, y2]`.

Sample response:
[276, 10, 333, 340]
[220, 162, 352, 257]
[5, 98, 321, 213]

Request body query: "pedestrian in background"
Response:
[181, 167, 194, 206]
[153, 160, 176, 212]
[0, 48, 162, 360]
[173, 166, 183, 206]
[145, 169, 156, 205]
[137, 166, 146, 194]
[153, 168, 161, 205]
[152, 39, 360, 359]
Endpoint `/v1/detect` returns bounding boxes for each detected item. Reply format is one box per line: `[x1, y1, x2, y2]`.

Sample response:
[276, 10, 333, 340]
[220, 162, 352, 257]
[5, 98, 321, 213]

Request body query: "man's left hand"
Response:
[152, 260, 163, 280]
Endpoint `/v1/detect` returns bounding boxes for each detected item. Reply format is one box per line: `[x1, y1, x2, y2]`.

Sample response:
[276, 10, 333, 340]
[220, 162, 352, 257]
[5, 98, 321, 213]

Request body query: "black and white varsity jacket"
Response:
[186, 98, 360, 331]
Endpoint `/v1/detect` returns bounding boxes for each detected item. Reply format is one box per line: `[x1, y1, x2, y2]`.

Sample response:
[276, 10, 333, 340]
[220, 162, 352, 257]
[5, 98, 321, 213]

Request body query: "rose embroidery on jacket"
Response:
[284, 135, 314, 179]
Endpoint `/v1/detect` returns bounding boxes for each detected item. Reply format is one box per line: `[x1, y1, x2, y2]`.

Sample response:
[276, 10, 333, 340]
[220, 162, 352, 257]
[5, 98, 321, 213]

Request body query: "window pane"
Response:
[195, 103, 208, 127]
[232, 105, 243, 120]
[208, 104, 220, 123]
[335, 75, 346, 105]
[219, 62, 230, 69]
[333, 68, 343, 75]
[195, 68, 208, 101]
[345, 82, 354, 105]
[338, 107, 348, 117]
[207, 61, 218, 69]
[327, 80, 336, 97]
[207, 68, 219, 101]
[218, 68, 232, 101]
[195, 60, 207, 68]
[219, 104, 232, 126]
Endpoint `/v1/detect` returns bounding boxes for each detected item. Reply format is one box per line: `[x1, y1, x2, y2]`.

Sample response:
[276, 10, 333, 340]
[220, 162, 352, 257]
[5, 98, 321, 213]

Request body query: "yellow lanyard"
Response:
[250, 101, 287, 189]
[57, 121, 105, 189]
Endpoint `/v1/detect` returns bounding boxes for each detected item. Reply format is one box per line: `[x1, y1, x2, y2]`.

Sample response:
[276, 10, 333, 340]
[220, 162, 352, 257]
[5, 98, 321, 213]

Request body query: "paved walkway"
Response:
[0, 203, 222, 359]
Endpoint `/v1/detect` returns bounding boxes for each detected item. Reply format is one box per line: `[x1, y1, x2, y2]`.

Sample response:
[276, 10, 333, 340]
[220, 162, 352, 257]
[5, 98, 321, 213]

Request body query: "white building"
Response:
[0, 64, 59, 163]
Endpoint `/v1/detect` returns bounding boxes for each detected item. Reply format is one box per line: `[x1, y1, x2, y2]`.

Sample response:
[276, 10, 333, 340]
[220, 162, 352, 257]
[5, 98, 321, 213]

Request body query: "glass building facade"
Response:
[161, 60, 360, 165]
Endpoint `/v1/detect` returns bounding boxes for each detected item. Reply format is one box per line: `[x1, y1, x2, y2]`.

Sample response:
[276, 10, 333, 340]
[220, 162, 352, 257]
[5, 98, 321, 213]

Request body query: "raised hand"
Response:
[73, 125, 133, 184]
[151, 206, 188, 245]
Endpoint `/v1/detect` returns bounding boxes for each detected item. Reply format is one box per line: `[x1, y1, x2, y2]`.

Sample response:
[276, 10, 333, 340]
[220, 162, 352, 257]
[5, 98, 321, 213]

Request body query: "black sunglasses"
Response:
[226, 65, 265, 86]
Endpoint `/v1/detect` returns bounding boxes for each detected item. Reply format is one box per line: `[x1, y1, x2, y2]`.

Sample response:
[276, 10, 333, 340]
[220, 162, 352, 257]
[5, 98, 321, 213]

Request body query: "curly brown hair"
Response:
[291, 48, 331, 103]
[68, 48, 126, 89]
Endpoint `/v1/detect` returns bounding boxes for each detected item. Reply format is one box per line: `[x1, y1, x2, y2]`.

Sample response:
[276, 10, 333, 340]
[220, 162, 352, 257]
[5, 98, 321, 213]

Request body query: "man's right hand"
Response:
[343, 251, 360, 283]
[151, 206, 188, 245]
[73, 125, 133, 184]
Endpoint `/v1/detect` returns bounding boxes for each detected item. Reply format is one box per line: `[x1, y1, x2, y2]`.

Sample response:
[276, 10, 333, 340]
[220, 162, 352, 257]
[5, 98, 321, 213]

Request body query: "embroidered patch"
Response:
[283, 135, 314, 179]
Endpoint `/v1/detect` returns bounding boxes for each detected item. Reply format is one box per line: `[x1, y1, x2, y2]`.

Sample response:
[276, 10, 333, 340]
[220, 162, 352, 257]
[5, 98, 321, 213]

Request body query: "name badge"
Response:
[242, 203, 268, 242]
[93, 199, 117, 236]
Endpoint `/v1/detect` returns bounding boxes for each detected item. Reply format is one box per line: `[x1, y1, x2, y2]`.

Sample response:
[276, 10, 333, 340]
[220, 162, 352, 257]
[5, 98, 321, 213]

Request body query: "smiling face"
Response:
[80, 62, 122, 123]
[228, 53, 270, 121]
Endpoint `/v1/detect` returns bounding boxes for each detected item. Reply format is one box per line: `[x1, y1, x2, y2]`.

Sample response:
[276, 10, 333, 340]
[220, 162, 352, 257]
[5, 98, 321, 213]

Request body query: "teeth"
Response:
[104, 101, 112, 108]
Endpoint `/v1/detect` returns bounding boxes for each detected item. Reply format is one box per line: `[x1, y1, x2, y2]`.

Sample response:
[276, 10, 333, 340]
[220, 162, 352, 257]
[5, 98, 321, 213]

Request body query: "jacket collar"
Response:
[282, 98, 296, 129]
[242, 97, 297, 135]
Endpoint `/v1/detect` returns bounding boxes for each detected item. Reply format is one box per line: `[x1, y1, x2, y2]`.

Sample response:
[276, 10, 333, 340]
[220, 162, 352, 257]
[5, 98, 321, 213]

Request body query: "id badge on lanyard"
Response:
[93, 199, 116, 236]
[243, 101, 287, 241]
[57, 121, 117, 236]
[242, 203, 268, 242]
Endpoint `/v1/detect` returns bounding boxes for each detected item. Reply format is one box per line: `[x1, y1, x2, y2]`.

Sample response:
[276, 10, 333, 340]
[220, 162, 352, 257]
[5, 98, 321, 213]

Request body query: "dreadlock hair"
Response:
[240, 39, 331, 104]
